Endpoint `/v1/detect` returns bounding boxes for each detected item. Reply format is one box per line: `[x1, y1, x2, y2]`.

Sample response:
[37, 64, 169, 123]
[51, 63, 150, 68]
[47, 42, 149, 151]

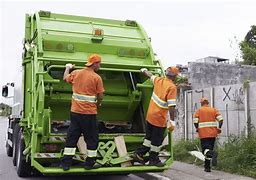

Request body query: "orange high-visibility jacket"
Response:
[65, 68, 104, 114]
[146, 76, 177, 127]
[193, 105, 223, 139]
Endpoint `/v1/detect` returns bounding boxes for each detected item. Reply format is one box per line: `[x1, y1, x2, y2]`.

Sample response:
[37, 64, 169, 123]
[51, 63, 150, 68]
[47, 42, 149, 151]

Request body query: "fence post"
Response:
[244, 82, 250, 137]
[210, 87, 214, 107]
[184, 91, 188, 140]
[225, 104, 229, 138]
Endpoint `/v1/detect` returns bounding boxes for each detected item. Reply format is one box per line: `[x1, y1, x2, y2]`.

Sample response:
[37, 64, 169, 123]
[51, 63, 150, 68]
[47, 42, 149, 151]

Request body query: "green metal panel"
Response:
[20, 10, 172, 175]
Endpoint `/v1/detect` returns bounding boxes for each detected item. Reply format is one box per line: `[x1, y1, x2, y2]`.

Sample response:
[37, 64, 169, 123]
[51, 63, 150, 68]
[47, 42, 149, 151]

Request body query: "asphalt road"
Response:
[0, 117, 146, 180]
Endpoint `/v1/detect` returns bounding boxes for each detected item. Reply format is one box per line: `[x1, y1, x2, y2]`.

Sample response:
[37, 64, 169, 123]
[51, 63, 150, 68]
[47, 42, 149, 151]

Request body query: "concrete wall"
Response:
[249, 82, 256, 130]
[173, 87, 186, 141]
[188, 62, 256, 89]
[179, 81, 256, 142]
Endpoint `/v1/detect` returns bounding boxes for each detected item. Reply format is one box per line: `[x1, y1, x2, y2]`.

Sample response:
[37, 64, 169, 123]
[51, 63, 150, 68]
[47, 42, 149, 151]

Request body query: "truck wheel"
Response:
[16, 129, 32, 177]
[6, 138, 13, 157]
[12, 124, 20, 166]
[6, 118, 13, 157]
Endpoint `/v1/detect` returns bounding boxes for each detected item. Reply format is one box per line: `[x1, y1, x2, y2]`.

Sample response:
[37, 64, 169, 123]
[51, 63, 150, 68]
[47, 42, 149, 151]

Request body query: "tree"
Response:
[240, 25, 256, 65]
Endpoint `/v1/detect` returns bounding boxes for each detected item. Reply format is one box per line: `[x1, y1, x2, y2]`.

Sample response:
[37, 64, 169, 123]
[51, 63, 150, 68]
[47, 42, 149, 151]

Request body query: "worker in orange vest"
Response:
[131, 66, 179, 167]
[60, 54, 104, 170]
[193, 97, 223, 172]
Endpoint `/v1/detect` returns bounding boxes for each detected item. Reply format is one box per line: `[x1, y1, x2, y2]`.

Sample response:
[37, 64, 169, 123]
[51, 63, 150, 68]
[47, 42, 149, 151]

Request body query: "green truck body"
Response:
[3, 11, 173, 177]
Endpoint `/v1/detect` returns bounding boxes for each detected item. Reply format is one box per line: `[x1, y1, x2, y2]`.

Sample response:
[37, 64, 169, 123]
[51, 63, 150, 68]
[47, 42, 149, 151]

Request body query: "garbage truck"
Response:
[2, 11, 174, 177]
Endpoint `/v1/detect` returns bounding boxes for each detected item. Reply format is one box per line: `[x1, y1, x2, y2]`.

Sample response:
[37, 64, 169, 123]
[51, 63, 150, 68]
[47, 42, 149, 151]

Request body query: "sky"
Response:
[0, 0, 256, 103]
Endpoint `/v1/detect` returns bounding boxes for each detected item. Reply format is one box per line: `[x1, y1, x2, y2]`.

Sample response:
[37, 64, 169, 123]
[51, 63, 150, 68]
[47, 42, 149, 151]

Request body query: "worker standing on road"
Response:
[193, 97, 223, 172]
[132, 66, 179, 167]
[60, 54, 104, 170]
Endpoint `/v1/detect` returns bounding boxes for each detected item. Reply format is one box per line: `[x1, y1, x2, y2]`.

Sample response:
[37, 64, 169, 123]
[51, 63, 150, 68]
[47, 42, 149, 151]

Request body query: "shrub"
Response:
[173, 133, 256, 178]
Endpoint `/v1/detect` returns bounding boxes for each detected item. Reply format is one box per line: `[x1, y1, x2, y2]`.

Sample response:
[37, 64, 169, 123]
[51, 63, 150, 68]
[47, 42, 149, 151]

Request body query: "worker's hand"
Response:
[196, 128, 198, 132]
[97, 103, 102, 109]
[218, 129, 221, 134]
[167, 120, 176, 132]
[140, 68, 148, 73]
[65, 63, 74, 69]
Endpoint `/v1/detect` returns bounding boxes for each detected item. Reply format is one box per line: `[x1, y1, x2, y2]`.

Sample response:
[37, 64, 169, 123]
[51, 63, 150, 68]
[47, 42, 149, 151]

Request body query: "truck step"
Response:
[35, 153, 86, 161]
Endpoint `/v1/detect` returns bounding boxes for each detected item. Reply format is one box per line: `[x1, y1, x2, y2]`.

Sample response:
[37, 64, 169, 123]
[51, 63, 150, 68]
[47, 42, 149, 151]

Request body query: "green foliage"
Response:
[216, 134, 256, 178]
[240, 25, 256, 65]
[242, 79, 250, 89]
[174, 133, 256, 178]
[0, 103, 11, 116]
[173, 139, 203, 165]
[175, 76, 188, 85]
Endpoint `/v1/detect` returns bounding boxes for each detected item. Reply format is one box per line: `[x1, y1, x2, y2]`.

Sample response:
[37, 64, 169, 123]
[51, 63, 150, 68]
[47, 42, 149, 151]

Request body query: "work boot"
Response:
[131, 153, 146, 165]
[84, 157, 102, 170]
[211, 151, 218, 166]
[60, 157, 72, 171]
[148, 159, 165, 167]
[60, 162, 70, 171]
[148, 151, 165, 167]
[204, 167, 211, 172]
[206, 150, 218, 166]
[143, 156, 150, 163]
[84, 162, 102, 170]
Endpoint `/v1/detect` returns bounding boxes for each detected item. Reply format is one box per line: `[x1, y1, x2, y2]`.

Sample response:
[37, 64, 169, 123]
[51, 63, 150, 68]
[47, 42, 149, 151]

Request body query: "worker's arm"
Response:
[215, 109, 224, 129]
[168, 106, 175, 121]
[215, 109, 224, 133]
[96, 92, 104, 108]
[96, 77, 105, 108]
[194, 123, 199, 132]
[140, 68, 153, 78]
[140, 68, 157, 83]
[219, 121, 223, 128]
[167, 106, 176, 131]
[193, 110, 199, 132]
[166, 86, 177, 131]
[63, 64, 75, 81]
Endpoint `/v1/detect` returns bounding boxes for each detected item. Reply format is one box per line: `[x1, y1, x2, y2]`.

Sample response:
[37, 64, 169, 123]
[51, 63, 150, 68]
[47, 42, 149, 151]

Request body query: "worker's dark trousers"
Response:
[136, 121, 165, 160]
[200, 138, 216, 169]
[61, 112, 98, 166]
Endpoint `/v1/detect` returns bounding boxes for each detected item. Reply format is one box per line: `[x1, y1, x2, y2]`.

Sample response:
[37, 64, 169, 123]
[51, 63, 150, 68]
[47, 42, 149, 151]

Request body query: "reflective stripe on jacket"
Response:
[151, 92, 168, 109]
[72, 93, 97, 103]
[193, 105, 223, 139]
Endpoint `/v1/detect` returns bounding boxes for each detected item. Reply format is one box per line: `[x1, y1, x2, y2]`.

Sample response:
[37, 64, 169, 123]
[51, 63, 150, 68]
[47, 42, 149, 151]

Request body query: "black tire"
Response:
[6, 138, 13, 157]
[12, 124, 21, 166]
[6, 118, 13, 157]
[16, 129, 32, 177]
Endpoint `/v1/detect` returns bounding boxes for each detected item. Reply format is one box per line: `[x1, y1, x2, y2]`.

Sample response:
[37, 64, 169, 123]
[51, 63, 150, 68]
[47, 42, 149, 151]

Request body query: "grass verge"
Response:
[173, 132, 256, 178]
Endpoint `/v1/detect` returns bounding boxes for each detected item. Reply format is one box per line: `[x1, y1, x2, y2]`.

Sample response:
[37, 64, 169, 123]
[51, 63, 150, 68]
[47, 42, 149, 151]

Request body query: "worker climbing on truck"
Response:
[193, 97, 223, 172]
[131, 66, 179, 167]
[60, 54, 105, 170]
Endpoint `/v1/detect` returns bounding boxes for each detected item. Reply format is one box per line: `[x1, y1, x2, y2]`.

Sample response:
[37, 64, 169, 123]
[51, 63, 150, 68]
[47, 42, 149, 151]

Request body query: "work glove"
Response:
[217, 128, 221, 134]
[140, 68, 148, 73]
[167, 120, 176, 132]
[65, 63, 74, 69]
